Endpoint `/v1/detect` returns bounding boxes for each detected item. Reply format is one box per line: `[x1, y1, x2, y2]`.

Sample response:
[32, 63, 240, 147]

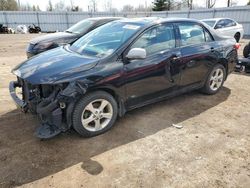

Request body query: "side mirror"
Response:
[126, 48, 146, 60]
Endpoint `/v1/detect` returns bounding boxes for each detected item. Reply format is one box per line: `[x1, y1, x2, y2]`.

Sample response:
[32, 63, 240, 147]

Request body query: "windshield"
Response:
[70, 21, 142, 58]
[66, 20, 94, 34]
[202, 20, 216, 28]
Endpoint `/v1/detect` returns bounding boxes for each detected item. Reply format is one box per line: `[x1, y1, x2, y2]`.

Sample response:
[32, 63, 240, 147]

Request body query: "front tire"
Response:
[202, 64, 226, 95]
[72, 91, 118, 137]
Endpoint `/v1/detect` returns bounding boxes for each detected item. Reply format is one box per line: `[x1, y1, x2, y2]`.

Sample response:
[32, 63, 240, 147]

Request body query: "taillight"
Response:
[234, 43, 240, 50]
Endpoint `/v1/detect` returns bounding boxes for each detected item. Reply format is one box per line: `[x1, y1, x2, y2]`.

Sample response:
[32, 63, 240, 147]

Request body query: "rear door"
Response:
[176, 22, 218, 86]
[123, 23, 182, 108]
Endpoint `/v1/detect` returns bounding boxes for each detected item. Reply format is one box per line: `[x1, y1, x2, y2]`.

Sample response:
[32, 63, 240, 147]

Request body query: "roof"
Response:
[118, 17, 203, 26]
[86, 17, 122, 21]
[201, 18, 232, 21]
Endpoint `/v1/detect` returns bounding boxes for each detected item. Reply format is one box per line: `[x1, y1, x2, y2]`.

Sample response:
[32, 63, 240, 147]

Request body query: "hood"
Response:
[30, 32, 79, 44]
[13, 46, 99, 84]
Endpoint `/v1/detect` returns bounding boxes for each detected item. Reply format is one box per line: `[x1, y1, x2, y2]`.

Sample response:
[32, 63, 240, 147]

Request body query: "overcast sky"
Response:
[19, 0, 249, 11]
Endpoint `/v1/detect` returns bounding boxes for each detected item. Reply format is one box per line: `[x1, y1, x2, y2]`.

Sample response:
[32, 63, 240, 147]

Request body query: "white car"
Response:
[201, 18, 244, 42]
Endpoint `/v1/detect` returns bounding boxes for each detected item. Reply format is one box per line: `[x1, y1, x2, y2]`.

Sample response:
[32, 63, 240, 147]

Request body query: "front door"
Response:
[123, 23, 181, 108]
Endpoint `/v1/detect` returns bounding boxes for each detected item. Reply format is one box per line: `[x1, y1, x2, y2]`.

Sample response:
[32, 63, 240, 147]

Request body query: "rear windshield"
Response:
[66, 20, 94, 34]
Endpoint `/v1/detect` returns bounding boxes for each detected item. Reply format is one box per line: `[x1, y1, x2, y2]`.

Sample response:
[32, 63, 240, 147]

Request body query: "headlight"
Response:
[13, 69, 21, 77]
[33, 42, 54, 50]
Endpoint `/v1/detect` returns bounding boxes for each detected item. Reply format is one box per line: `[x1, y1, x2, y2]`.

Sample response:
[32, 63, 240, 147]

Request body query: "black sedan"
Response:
[26, 17, 121, 58]
[10, 18, 238, 139]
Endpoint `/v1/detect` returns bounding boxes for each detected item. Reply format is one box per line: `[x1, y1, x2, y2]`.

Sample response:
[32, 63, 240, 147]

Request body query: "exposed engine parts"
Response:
[10, 78, 88, 139]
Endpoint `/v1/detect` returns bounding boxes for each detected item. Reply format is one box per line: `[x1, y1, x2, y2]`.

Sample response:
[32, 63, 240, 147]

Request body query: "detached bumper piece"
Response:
[35, 95, 65, 139]
[35, 108, 62, 139]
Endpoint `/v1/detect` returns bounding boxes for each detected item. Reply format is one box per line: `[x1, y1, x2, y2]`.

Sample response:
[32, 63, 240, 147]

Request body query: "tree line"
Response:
[152, 0, 247, 11]
[0, 0, 249, 12]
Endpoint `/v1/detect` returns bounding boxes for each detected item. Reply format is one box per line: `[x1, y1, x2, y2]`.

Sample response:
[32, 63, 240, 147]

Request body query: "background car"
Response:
[201, 18, 244, 42]
[26, 17, 121, 58]
[10, 18, 238, 139]
[235, 42, 250, 73]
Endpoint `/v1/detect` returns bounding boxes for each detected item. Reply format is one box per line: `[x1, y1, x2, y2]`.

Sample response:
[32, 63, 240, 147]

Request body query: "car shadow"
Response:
[0, 87, 231, 187]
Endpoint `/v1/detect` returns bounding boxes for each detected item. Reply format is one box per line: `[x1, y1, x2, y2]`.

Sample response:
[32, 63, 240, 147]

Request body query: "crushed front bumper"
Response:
[9, 78, 87, 139]
[9, 79, 63, 139]
[9, 81, 28, 112]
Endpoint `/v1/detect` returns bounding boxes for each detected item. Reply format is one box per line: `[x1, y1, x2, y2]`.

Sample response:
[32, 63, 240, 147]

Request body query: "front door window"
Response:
[130, 24, 176, 56]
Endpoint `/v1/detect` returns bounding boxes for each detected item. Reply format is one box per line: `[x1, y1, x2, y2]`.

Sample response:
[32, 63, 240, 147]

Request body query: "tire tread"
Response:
[72, 91, 118, 137]
[201, 64, 226, 95]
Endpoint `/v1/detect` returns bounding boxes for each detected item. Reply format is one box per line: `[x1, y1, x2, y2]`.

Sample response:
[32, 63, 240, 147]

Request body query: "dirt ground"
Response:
[0, 34, 250, 188]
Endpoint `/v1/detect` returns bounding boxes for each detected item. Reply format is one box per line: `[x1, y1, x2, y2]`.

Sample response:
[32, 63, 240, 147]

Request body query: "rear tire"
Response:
[201, 64, 226, 95]
[234, 32, 240, 42]
[72, 91, 118, 137]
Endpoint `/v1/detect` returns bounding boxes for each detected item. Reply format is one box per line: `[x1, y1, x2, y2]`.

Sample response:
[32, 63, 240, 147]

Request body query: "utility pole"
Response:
[227, 0, 230, 7]
[18, 0, 21, 10]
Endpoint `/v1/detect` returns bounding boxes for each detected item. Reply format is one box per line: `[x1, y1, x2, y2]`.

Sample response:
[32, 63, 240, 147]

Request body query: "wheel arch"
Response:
[235, 31, 240, 35]
[65, 84, 126, 129]
[84, 86, 126, 117]
[217, 58, 228, 79]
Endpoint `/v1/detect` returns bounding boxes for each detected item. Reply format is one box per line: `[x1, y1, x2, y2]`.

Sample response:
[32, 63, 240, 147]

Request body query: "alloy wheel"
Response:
[209, 68, 224, 91]
[81, 99, 113, 132]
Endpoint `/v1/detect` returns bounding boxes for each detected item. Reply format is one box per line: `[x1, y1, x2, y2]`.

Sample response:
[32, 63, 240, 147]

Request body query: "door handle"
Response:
[210, 47, 215, 52]
[187, 60, 196, 67]
[172, 56, 180, 61]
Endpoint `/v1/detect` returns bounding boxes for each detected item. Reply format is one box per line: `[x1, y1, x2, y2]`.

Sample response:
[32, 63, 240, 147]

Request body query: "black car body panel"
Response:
[10, 18, 238, 138]
[15, 46, 99, 84]
[26, 17, 121, 58]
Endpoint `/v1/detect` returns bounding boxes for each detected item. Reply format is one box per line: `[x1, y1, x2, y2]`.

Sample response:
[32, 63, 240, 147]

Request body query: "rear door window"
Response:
[178, 23, 207, 46]
[215, 19, 226, 29]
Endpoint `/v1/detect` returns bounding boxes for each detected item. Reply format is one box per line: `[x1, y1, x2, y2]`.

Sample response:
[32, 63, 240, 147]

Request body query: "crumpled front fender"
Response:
[57, 80, 91, 103]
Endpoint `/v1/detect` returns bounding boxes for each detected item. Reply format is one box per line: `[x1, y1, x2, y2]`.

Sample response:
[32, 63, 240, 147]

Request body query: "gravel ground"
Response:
[0, 34, 250, 188]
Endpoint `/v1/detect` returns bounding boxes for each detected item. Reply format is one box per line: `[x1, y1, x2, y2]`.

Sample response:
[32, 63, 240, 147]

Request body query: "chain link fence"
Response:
[0, 6, 250, 35]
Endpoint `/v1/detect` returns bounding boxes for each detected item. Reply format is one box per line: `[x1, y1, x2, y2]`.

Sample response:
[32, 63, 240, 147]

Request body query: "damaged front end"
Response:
[9, 77, 87, 139]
